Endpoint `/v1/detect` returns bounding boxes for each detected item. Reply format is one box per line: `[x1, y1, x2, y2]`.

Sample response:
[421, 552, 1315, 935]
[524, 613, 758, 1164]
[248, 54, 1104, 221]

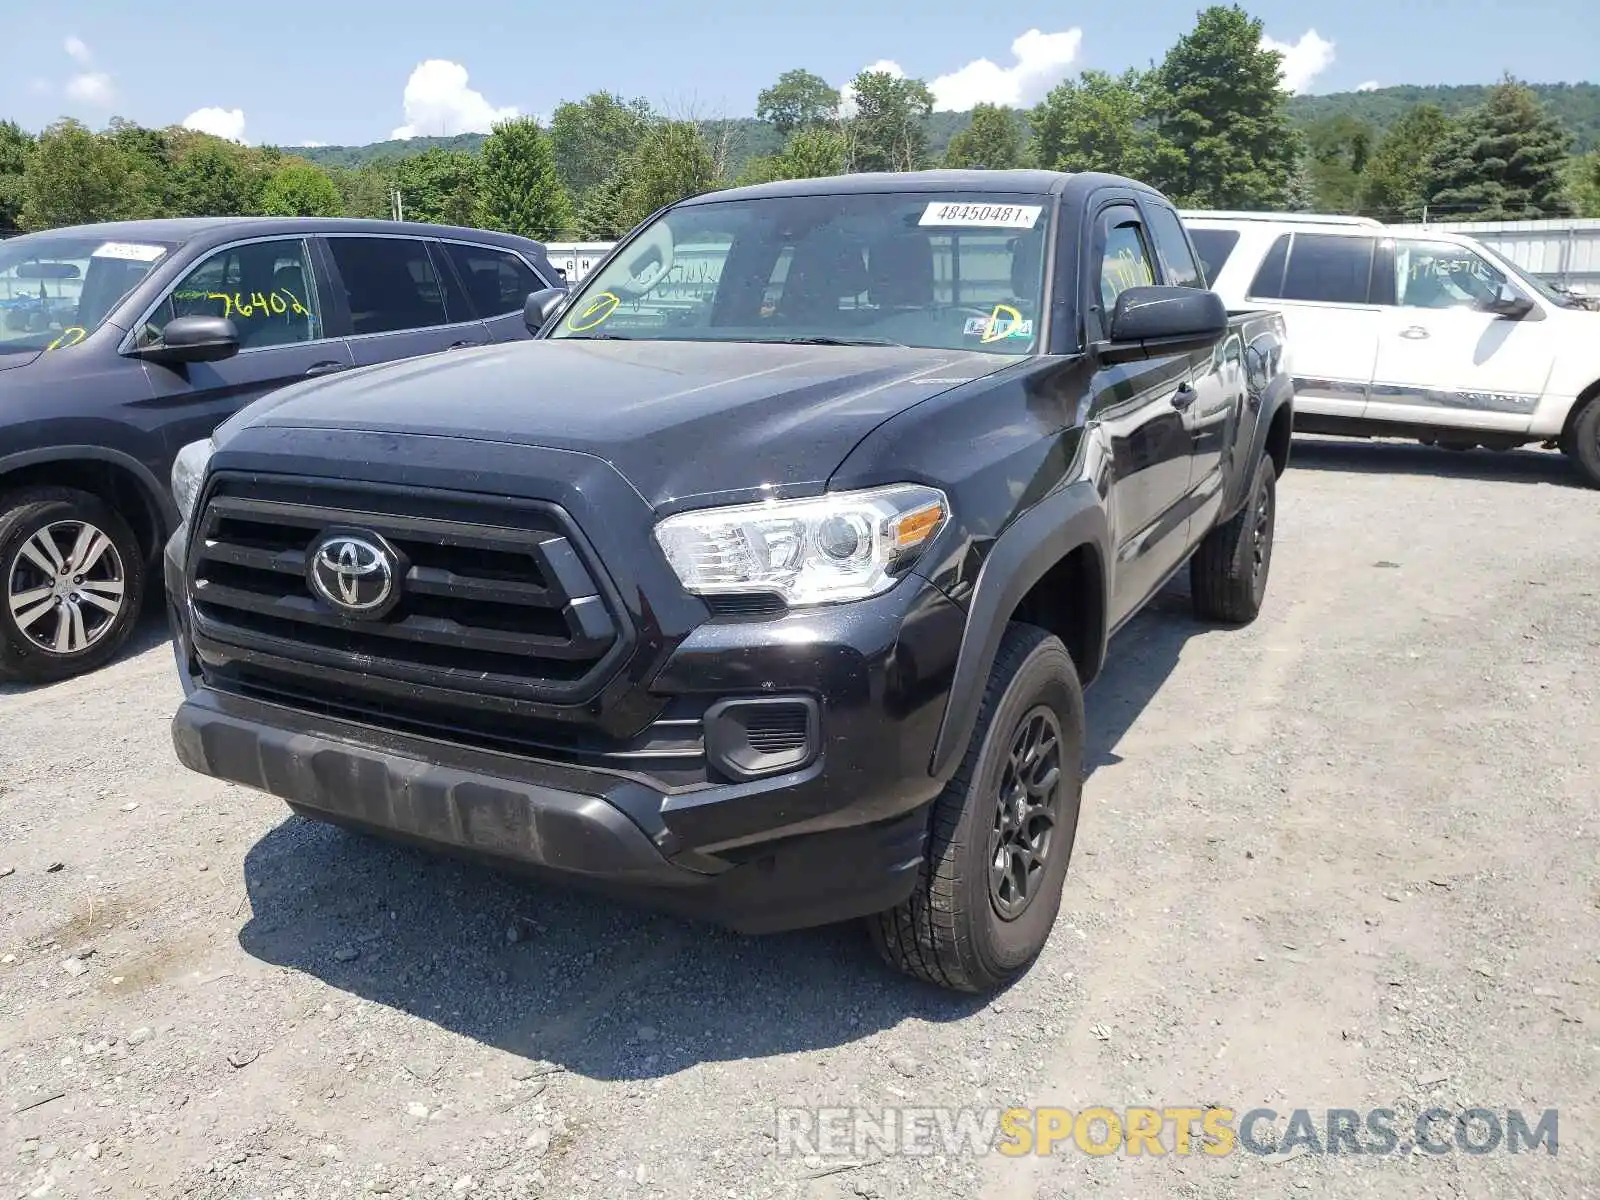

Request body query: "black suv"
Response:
[0, 217, 560, 683]
[166, 172, 1294, 991]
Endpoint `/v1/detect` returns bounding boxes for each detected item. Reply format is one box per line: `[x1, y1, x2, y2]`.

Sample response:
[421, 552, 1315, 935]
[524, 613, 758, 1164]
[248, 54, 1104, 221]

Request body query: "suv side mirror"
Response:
[1484, 282, 1534, 320]
[1095, 285, 1228, 366]
[137, 315, 240, 365]
[523, 287, 568, 334]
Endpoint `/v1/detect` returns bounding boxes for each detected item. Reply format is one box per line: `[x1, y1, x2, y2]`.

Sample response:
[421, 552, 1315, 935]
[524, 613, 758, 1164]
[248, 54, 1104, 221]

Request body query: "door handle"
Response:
[1399, 326, 1431, 340]
[1171, 382, 1197, 411]
[304, 360, 346, 376]
[446, 339, 477, 350]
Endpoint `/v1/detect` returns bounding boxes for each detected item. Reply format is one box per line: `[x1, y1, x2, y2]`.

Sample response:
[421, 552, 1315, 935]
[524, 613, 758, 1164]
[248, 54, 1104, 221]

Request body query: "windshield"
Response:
[0, 233, 175, 355]
[548, 192, 1052, 353]
[1471, 241, 1577, 309]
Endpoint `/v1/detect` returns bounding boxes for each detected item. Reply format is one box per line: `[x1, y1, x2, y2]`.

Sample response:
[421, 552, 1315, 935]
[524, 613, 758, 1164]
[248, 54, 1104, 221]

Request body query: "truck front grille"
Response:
[187, 475, 630, 707]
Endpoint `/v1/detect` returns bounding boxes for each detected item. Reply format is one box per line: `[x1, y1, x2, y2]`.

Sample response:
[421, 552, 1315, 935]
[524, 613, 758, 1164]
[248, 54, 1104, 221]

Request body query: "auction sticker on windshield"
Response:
[92, 242, 167, 262]
[919, 202, 1042, 229]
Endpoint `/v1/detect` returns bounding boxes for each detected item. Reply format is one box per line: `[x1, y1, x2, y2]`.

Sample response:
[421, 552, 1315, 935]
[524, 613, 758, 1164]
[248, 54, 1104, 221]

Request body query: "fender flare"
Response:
[928, 479, 1111, 780]
[0, 444, 178, 532]
[1225, 377, 1295, 517]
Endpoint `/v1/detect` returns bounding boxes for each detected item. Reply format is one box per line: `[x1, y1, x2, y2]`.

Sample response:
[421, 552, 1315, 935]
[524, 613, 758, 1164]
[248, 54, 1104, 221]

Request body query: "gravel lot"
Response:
[3, 437, 1598, 1200]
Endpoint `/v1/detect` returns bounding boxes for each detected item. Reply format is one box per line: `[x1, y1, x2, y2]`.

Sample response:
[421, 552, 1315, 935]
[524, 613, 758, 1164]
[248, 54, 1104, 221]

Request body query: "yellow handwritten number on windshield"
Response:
[566, 291, 619, 332]
[45, 327, 88, 351]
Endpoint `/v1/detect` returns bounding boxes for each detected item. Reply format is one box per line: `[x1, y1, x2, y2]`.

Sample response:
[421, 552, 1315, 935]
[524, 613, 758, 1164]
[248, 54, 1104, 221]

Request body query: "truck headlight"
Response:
[171, 438, 215, 526]
[653, 484, 948, 607]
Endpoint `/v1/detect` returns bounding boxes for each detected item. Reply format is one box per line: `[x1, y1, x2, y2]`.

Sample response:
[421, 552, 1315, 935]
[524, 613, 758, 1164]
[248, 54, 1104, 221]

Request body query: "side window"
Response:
[1394, 240, 1504, 310]
[1144, 205, 1204, 289]
[1279, 233, 1376, 305]
[1096, 209, 1157, 313]
[442, 242, 544, 317]
[142, 239, 321, 349]
[326, 237, 458, 335]
[1247, 234, 1291, 299]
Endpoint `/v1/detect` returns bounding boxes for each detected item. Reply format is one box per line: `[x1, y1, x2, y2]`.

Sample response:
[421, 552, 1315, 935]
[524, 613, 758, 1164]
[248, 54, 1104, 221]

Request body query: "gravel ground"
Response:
[2, 437, 1598, 1200]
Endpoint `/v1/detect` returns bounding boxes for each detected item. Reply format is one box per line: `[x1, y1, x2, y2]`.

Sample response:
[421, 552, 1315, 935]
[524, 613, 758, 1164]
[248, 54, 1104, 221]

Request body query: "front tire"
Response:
[1190, 455, 1276, 624]
[0, 488, 145, 684]
[1566, 398, 1600, 488]
[870, 624, 1085, 993]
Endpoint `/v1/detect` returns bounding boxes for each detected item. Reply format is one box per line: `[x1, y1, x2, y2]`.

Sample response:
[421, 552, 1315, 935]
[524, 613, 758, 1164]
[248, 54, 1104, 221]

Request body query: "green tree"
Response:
[847, 70, 935, 172]
[170, 143, 252, 216]
[1420, 78, 1574, 220]
[576, 172, 631, 239]
[1284, 155, 1317, 211]
[393, 148, 482, 225]
[550, 92, 654, 199]
[756, 69, 841, 136]
[943, 104, 1025, 169]
[1029, 70, 1162, 176]
[20, 119, 143, 229]
[1569, 151, 1600, 218]
[105, 117, 176, 216]
[619, 121, 718, 230]
[0, 120, 33, 231]
[736, 125, 848, 185]
[1145, 5, 1303, 206]
[480, 117, 574, 239]
[327, 163, 394, 220]
[1302, 114, 1375, 212]
[259, 162, 343, 216]
[1356, 104, 1454, 220]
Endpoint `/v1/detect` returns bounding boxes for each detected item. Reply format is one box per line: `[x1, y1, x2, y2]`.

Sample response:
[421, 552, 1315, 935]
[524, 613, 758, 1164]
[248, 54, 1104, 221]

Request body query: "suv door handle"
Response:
[1171, 382, 1197, 411]
[446, 340, 477, 350]
[1399, 326, 1431, 340]
[304, 360, 346, 377]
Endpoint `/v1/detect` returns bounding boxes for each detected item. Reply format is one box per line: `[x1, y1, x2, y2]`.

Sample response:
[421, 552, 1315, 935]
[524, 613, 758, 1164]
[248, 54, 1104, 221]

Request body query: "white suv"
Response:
[1181, 210, 1600, 486]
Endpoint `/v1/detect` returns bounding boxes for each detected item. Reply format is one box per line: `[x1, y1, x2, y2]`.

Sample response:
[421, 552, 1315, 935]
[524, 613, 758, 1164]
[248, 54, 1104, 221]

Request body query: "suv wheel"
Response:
[1190, 454, 1277, 624]
[870, 623, 1084, 993]
[1567, 397, 1600, 488]
[0, 487, 145, 685]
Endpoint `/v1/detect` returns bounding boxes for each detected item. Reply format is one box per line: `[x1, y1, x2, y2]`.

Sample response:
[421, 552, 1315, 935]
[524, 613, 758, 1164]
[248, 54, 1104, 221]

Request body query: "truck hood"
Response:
[236, 338, 1011, 508]
[0, 349, 40, 373]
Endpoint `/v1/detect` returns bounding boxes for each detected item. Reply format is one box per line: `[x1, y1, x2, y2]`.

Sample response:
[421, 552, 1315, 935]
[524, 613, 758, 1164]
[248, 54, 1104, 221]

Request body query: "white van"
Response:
[1180, 210, 1600, 485]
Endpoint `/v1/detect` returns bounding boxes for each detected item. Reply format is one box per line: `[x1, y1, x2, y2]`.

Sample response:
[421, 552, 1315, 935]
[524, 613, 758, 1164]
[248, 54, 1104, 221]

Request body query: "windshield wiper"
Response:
[752, 335, 907, 348]
[562, 332, 634, 340]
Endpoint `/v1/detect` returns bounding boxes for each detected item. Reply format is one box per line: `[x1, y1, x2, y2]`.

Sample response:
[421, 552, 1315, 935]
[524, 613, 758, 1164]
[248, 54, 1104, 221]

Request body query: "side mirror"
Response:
[1484, 282, 1534, 320]
[1095, 285, 1228, 366]
[137, 315, 240, 365]
[523, 287, 568, 334]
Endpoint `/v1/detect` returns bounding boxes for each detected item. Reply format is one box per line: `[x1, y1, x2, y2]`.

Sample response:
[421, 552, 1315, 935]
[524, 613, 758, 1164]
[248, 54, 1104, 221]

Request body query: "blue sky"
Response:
[4, 0, 1596, 147]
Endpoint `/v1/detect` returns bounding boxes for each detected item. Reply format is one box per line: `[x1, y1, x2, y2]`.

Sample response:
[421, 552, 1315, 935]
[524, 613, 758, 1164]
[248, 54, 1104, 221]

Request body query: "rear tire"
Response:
[1190, 455, 1276, 625]
[0, 487, 145, 684]
[1566, 398, 1600, 488]
[869, 624, 1084, 993]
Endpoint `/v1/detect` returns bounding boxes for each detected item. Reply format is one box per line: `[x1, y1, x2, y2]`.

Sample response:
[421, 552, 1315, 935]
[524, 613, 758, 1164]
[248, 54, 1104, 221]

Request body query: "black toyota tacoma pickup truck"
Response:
[164, 171, 1293, 992]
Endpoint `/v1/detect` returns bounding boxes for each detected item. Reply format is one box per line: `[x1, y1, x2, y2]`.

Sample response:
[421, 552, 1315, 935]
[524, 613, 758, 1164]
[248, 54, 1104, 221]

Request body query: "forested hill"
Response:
[291, 82, 1600, 171]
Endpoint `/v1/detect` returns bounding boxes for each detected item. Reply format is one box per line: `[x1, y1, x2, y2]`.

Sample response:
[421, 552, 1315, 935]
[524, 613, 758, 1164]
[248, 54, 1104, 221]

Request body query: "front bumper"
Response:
[167, 532, 967, 933]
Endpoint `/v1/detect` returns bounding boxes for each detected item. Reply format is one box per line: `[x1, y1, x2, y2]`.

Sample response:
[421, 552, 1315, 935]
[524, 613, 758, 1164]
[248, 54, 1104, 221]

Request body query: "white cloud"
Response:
[297, 140, 328, 147]
[391, 60, 516, 139]
[1356, 80, 1381, 92]
[1261, 29, 1336, 94]
[928, 28, 1083, 112]
[182, 107, 248, 142]
[838, 30, 1083, 117]
[65, 72, 115, 106]
[61, 35, 116, 107]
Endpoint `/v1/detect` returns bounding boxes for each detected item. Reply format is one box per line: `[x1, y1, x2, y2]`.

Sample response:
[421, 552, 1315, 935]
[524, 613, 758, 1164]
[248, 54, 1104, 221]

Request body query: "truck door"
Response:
[1084, 202, 1198, 628]
[1367, 237, 1555, 435]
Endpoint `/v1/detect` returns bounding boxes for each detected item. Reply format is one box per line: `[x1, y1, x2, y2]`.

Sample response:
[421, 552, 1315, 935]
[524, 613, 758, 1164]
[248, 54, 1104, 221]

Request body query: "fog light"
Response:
[703, 697, 820, 781]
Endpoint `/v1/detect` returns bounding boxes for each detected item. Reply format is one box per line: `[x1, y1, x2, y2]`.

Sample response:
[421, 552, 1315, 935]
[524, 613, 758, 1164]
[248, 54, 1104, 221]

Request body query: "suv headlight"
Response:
[171, 438, 215, 526]
[653, 484, 948, 607]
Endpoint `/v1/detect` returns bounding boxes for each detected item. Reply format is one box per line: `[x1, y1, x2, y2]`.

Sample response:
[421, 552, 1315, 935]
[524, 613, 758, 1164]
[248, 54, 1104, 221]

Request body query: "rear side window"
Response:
[1144, 205, 1204, 289]
[1188, 229, 1240, 289]
[442, 242, 545, 317]
[1256, 233, 1375, 305]
[326, 237, 458, 335]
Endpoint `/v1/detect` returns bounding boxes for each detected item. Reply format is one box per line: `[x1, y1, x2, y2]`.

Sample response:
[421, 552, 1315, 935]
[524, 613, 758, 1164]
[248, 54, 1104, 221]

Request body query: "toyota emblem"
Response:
[307, 531, 398, 617]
